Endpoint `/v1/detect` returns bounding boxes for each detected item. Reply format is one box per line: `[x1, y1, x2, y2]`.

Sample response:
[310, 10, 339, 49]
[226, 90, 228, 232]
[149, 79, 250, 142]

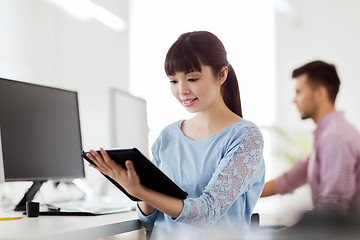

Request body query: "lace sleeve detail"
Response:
[174, 125, 264, 227]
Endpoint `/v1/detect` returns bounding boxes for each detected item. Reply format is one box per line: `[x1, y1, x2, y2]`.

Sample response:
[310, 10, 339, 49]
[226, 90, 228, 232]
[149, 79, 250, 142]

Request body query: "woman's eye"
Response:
[169, 80, 177, 84]
[188, 78, 199, 82]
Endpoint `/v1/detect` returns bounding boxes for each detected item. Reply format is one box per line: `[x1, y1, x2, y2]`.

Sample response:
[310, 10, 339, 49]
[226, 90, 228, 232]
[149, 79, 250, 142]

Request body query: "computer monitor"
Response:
[0, 77, 84, 211]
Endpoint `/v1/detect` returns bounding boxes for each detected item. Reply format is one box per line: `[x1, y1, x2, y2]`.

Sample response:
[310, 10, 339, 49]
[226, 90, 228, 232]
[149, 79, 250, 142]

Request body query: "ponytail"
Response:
[221, 64, 242, 117]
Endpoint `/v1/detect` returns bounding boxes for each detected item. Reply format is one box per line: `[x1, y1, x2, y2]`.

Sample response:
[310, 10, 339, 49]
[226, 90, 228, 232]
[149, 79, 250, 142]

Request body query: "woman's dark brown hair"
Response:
[164, 31, 242, 117]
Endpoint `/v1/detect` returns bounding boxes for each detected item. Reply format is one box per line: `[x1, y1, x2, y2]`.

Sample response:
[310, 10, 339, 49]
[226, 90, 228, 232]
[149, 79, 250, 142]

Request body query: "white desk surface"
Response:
[0, 210, 141, 240]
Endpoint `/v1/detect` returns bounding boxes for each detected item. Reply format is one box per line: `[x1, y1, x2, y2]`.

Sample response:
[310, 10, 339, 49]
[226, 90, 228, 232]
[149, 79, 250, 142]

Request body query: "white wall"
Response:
[0, 0, 131, 205]
[276, 0, 360, 132]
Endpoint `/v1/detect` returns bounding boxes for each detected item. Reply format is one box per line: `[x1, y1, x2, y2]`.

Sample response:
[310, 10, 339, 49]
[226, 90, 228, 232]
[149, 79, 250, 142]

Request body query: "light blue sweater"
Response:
[137, 119, 265, 239]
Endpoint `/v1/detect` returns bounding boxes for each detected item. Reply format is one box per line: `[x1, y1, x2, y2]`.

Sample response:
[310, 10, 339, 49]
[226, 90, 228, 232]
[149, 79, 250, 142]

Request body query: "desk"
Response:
[0, 210, 142, 240]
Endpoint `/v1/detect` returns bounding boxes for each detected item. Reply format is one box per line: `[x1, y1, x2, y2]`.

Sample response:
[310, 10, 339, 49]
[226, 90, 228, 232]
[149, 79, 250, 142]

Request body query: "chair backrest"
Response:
[250, 213, 260, 228]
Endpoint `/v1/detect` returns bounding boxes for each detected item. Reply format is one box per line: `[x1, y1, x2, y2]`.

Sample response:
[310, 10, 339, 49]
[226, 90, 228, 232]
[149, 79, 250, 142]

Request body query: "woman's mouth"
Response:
[182, 98, 198, 107]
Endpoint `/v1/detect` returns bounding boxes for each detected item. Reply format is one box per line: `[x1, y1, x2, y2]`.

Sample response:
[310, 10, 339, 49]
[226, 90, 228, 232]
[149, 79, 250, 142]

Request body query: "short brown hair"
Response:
[292, 60, 340, 103]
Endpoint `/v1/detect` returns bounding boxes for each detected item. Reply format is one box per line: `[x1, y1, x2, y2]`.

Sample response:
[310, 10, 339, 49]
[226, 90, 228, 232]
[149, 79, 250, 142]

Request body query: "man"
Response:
[261, 60, 360, 217]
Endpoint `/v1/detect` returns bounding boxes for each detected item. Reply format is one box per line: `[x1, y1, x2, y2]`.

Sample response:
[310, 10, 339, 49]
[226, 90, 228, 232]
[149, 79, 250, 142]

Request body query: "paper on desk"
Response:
[0, 216, 23, 220]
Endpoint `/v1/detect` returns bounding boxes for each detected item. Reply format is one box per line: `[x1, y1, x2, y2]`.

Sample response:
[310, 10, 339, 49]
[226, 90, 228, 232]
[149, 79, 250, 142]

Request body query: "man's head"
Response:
[292, 60, 340, 122]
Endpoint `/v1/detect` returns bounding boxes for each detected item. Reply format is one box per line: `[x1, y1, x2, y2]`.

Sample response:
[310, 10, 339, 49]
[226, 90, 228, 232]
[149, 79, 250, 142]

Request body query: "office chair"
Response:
[251, 213, 260, 228]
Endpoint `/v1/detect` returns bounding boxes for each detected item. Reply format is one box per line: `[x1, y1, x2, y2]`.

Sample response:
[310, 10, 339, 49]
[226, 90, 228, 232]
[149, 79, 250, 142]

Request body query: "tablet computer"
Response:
[81, 148, 188, 201]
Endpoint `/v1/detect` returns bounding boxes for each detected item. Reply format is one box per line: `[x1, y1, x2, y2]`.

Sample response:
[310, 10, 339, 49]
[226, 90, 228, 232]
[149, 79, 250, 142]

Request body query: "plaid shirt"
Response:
[276, 111, 360, 217]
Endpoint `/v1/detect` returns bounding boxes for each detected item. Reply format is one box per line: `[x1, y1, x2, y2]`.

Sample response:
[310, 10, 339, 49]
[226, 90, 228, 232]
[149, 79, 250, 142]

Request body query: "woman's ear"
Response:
[218, 66, 229, 86]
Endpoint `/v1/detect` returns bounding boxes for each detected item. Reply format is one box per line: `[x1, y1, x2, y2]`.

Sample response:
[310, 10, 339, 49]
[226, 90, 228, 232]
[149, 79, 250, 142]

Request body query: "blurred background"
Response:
[0, 0, 359, 228]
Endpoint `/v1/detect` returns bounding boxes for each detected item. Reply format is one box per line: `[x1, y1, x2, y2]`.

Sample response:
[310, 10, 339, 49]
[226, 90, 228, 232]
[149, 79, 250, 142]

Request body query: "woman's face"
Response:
[168, 65, 224, 113]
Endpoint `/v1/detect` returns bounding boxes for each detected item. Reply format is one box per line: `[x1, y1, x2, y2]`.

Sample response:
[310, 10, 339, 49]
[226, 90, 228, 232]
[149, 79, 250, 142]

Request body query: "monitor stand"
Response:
[14, 180, 46, 211]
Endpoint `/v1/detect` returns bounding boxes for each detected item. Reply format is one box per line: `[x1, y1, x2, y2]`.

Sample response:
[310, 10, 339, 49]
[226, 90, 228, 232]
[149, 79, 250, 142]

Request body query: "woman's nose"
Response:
[179, 81, 190, 95]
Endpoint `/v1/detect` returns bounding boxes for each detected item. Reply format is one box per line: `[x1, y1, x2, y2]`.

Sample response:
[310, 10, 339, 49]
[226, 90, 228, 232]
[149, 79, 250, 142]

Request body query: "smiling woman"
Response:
[168, 66, 226, 112]
[88, 31, 266, 239]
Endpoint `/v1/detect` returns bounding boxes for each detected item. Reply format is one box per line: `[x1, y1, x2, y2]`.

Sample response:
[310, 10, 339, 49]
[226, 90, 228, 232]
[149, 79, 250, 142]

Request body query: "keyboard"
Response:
[38, 207, 132, 216]
[35, 204, 134, 216]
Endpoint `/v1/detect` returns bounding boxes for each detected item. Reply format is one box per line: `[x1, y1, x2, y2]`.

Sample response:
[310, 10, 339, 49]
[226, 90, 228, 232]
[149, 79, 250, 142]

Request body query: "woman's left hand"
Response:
[86, 148, 141, 197]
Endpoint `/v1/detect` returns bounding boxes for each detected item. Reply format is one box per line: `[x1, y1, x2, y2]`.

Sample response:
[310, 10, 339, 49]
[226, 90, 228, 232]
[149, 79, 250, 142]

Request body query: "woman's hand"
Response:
[86, 148, 141, 197]
[87, 148, 183, 218]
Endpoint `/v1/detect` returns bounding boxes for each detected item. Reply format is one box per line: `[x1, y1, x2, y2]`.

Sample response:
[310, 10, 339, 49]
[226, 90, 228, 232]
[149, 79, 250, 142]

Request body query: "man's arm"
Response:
[261, 179, 277, 197]
[261, 156, 310, 198]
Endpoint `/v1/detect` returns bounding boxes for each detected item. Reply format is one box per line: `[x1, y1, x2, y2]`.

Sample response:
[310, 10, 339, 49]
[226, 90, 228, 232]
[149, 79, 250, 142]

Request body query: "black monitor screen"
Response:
[0, 78, 84, 181]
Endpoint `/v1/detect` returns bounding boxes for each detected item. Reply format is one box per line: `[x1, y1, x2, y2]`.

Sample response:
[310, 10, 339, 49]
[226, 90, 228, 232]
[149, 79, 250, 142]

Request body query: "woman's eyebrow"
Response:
[185, 71, 201, 75]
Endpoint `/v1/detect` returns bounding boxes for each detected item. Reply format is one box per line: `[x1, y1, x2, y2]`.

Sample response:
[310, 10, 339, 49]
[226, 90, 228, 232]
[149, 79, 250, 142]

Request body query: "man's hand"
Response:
[261, 179, 278, 197]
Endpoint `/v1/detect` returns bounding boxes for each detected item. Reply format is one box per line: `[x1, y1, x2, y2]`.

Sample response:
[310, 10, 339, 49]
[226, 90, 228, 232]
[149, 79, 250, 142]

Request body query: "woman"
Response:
[87, 31, 265, 239]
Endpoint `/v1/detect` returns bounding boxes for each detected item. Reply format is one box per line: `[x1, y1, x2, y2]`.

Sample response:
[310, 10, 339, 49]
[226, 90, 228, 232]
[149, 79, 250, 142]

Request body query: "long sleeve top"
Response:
[275, 111, 360, 216]
[137, 119, 265, 238]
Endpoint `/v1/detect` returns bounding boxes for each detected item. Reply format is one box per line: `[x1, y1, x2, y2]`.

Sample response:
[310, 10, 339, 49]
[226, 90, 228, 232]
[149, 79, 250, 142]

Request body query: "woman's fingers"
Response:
[89, 149, 103, 164]
[88, 162, 100, 171]
[86, 149, 140, 196]
[87, 148, 130, 177]
[86, 152, 97, 163]
[87, 148, 138, 181]
[100, 148, 111, 161]
[125, 160, 136, 178]
[88, 149, 112, 173]
[99, 148, 126, 173]
[86, 152, 105, 171]
[99, 148, 117, 167]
